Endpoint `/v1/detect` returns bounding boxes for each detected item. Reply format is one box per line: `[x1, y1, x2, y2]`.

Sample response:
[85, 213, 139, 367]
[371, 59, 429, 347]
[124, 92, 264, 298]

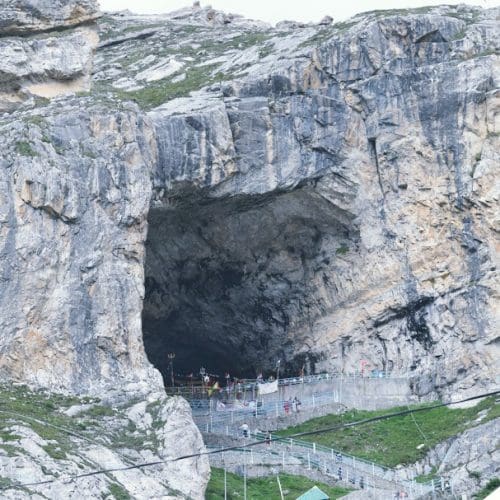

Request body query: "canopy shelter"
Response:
[296, 485, 330, 500]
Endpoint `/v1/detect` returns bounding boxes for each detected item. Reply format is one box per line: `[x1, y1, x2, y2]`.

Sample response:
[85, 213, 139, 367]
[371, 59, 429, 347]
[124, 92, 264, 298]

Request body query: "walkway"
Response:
[193, 386, 416, 494]
[194, 375, 445, 499]
[207, 431, 440, 498]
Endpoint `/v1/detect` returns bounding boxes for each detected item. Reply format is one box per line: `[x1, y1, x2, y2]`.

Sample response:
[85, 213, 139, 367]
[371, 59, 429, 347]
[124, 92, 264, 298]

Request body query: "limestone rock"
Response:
[319, 15, 333, 25]
[0, 3, 499, 497]
[399, 417, 500, 496]
[0, 1, 99, 111]
[0, 0, 100, 35]
[0, 385, 209, 499]
[0, 29, 97, 95]
[1, 2, 498, 401]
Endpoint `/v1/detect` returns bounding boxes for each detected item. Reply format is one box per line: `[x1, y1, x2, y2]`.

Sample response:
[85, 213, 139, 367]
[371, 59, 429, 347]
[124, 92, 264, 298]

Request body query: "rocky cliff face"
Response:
[0, 2, 498, 497]
[0, 0, 99, 112]
[137, 5, 498, 400]
[1, 0, 498, 400]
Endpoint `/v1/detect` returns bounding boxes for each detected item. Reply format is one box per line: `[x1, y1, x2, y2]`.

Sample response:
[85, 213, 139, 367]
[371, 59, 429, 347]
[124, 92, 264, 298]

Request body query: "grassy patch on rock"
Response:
[206, 469, 351, 499]
[112, 63, 220, 109]
[15, 141, 38, 157]
[475, 478, 500, 499]
[276, 397, 499, 467]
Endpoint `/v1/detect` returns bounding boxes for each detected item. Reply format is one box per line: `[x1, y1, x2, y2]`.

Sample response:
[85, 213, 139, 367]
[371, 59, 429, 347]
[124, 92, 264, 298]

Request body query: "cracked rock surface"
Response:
[0, 1, 498, 399]
[0, 2, 499, 497]
[0, 0, 100, 35]
[0, 0, 99, 112]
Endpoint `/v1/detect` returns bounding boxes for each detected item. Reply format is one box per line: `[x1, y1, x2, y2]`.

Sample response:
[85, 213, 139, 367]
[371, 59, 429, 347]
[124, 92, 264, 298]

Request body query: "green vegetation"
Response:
[0, 476, 15, 489]
[336, 244, 349, 255]
[24, 115, 46, 127]
[111, 63, 219, 109]
[42, 443, 67, 460]
[0, 384, 84, 460]
[258, 43, 274, 59]
[359, 6, 433, 17]
[0, 384, 129, 458]
[475, 478, 500, 499]
[206, 469, 351, 500]
[277, 397, 499, 468]
[0, 443, 20, 457]
[451, 29, 467, 41]
[15, 141, 37, 157]
[94, 26, 273, 109]
[107, 482, 132, 500]
[415, 466, 438, 484]
[298, 21, 357, 48]
[83, 405, 116, 418]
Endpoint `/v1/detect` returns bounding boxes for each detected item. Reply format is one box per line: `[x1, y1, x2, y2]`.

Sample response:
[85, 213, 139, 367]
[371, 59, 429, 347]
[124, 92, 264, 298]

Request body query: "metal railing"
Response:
[165, 370, 410, 399]
[193, 391, 339, 430]
[208, 441, 440, 499]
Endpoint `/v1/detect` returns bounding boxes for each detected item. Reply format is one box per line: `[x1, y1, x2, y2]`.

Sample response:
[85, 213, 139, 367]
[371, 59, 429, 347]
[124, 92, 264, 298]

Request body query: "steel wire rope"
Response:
[0, 389, 497, 490]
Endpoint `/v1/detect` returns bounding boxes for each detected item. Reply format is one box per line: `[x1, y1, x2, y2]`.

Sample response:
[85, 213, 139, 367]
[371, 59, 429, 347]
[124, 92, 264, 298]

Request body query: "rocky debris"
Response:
[275, 20, 308, 30]
[0, 1, 99, 111]
[0, 0, 100, 35]
[319, 15, 333, 25]
[165, 3, 269, 29]
[399, 417, 500, 497]
[0, 3, 499, 497]
[0, 385, 209, 499]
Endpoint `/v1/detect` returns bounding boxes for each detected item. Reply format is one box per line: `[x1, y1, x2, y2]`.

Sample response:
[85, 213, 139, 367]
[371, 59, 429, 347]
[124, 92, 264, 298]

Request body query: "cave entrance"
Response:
[142, 187, 354, 386]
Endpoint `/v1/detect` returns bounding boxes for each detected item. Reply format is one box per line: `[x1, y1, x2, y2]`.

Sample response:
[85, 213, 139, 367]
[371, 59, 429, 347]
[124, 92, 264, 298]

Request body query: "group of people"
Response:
[394, 491, 408, 498]
[283, 396, 302, 414]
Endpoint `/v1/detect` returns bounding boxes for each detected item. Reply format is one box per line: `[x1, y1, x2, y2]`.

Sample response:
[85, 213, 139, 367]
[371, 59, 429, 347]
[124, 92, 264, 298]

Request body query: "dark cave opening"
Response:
[141, 187, 355, 386]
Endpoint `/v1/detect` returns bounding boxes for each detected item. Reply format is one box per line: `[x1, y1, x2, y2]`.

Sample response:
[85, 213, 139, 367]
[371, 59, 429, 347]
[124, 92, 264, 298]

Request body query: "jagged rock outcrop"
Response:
[0, 2, 499, 497]
[138, 6, 499, 400]
[1, 1, 498, 398]
[0, 0, 99, 35]
[399, 416, 499, 496]
[0, 384, 209, 499]
[0, 0, 99, 112]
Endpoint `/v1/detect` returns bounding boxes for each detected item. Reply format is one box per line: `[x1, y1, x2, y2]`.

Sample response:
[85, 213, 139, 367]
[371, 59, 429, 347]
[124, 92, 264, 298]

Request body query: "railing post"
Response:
[353, 456, 356, 469]
[210, 414, 213, 432]
[313, 442, 316, 454]
[308, 452, 311, 470]
[275, 402, 279, 417]
[331, 449, 334, 460]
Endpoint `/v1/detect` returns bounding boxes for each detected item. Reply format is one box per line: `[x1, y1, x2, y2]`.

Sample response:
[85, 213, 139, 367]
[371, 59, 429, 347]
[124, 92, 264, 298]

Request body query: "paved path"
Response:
[195, 374, 444, 498]
[205, 433, 434, 498]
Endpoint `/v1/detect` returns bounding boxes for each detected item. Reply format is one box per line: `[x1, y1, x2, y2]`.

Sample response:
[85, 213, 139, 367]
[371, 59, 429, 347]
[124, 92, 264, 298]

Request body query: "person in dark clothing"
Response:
[265, 430, 272, 446]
